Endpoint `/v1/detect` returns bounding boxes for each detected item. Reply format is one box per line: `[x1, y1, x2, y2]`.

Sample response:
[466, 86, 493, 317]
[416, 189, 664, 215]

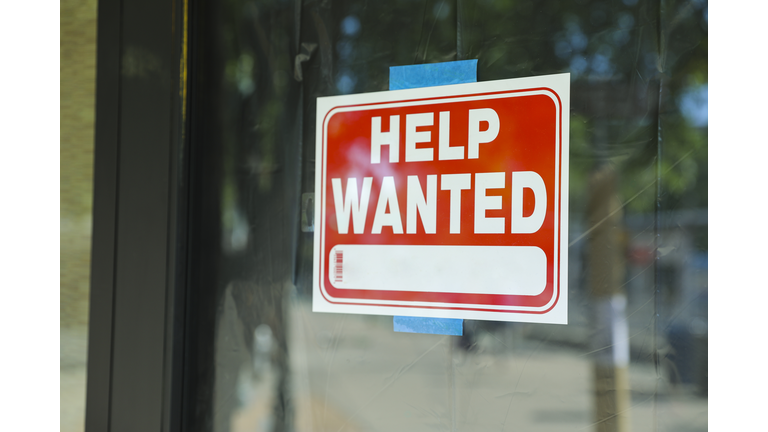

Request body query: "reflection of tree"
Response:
[217, 2, 301, 429]
[187, 1, 301, 431]
[325, 0, 707, 215]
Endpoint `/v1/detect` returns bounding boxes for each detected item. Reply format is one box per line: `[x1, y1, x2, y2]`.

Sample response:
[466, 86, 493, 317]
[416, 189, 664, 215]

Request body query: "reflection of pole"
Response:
[587, 165, 631, 432]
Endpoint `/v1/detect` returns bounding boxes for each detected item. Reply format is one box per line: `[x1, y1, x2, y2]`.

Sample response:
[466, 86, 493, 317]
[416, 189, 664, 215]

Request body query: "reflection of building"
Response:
[625, 209, 708, 320]
[526, 207, 708, 397]
[625, 208, 708, 394]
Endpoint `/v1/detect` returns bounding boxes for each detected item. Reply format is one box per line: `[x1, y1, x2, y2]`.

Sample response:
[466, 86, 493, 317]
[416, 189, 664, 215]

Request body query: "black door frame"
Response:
[85, 0, 189, 429]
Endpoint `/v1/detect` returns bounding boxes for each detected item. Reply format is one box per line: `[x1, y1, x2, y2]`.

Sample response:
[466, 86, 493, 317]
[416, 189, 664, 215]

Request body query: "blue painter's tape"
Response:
[390, 60, 476, 335]
[394, 316, 463, 336]
[389, 59, 477, 90]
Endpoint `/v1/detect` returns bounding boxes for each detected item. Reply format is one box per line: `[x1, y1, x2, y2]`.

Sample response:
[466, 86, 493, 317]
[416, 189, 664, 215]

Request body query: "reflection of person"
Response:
[201, 169, 296, 431]
[232, 282, 291, 432]
[212, 280, 292, 432]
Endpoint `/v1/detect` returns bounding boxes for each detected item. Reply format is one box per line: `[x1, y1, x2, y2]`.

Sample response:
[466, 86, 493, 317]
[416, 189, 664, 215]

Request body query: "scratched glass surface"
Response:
[182, 1, 707, 431]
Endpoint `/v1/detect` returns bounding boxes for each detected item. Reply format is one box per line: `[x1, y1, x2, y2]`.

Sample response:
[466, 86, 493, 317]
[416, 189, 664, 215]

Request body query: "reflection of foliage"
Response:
[211, 0, 706, 240]
[322, 0, 707, 216]
[215, 1, 298, 231]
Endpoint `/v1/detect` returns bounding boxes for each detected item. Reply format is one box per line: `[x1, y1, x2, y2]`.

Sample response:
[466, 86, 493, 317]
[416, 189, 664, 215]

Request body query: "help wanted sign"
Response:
[313, 73, 569, 324]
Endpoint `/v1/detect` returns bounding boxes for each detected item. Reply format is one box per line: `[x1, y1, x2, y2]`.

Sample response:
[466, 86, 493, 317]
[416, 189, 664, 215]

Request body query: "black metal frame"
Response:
[85, 0, 189, 429]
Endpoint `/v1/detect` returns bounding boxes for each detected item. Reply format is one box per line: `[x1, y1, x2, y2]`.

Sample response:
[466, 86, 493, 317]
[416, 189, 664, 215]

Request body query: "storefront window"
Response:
[183, 1, 707, 431]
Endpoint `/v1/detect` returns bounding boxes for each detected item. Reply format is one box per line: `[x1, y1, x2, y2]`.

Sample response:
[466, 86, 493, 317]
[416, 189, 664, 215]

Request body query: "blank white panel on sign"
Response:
[329, 244, 546, 296]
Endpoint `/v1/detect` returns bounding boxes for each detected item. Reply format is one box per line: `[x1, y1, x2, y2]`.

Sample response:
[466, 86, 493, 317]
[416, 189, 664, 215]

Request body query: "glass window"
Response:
[183, 1, 708, 431]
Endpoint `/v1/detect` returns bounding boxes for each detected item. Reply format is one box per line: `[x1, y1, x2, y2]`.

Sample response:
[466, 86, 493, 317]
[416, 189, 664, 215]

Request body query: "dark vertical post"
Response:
[85, 0, 189, 429]
[85, 0, 122, 428]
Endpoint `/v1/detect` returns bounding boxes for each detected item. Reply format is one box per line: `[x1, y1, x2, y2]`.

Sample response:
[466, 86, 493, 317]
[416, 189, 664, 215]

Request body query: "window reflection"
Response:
[184, 0, 708, 431]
